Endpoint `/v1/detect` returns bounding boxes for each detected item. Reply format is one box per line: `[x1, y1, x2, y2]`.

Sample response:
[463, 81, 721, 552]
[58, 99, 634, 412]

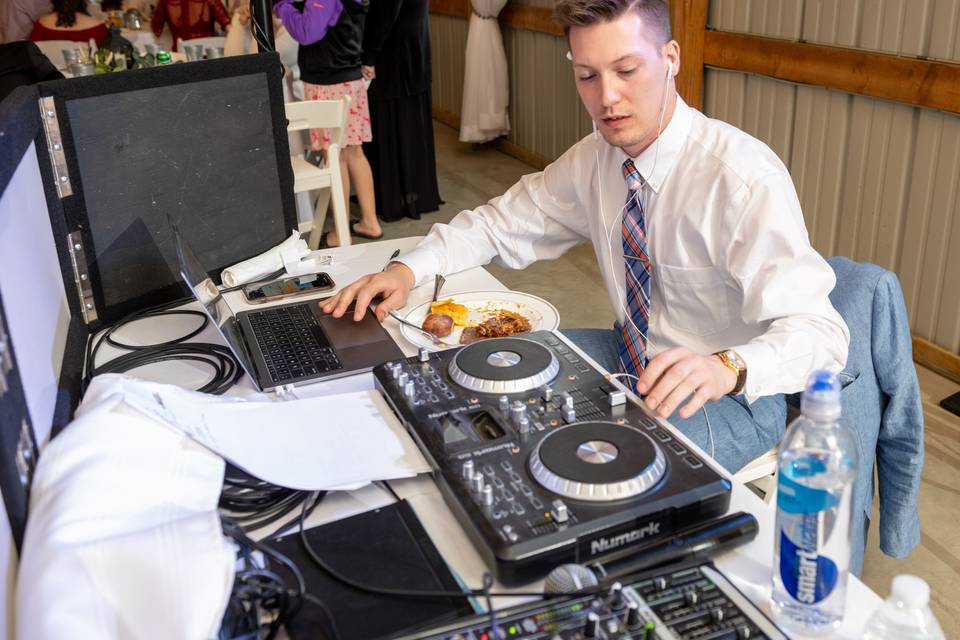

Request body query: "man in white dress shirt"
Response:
[322, 0, 849, 472]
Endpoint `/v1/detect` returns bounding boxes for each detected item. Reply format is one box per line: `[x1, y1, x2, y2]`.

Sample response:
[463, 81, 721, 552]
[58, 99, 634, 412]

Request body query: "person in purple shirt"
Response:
[274, 0, 381, 247]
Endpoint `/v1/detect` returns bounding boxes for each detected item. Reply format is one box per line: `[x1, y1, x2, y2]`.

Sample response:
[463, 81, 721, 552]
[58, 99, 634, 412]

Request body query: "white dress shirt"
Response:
[400, 97, 849, 402]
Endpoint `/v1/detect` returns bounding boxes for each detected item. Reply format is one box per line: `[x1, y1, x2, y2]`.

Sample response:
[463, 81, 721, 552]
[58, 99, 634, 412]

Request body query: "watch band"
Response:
[714, 350, 747, 396]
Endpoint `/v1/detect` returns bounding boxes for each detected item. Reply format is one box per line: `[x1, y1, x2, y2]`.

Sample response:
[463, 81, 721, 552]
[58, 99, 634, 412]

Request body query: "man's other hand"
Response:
[636, 348, 738, 419]
[319, 262, 416, 322]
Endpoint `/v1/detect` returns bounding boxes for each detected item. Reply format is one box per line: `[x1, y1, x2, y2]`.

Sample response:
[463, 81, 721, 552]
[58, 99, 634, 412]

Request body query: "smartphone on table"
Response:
[243, 273, 335, 304]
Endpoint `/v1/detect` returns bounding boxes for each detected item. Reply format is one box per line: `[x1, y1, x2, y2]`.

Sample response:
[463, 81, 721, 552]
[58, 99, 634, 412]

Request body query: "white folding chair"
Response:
[34, 40, 86, 70]
[285, 96, 351, 249]
[734, 446, 778, 505]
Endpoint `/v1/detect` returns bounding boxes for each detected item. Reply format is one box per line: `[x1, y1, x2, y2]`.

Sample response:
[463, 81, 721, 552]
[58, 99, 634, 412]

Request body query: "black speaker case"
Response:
[0, 53, 297, 551]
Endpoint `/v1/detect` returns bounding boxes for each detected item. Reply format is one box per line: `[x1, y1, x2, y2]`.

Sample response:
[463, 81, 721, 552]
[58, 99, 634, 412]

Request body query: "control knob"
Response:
[584, 612, 600, 638]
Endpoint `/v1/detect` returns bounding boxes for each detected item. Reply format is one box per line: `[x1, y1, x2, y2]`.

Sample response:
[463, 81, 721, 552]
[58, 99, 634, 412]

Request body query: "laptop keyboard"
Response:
[247, 304, 343, 383]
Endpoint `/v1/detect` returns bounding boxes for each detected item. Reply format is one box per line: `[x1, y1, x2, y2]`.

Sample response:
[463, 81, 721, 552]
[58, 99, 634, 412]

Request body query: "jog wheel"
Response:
[528, 422, 666, 501]
[448, 337, 559, 394]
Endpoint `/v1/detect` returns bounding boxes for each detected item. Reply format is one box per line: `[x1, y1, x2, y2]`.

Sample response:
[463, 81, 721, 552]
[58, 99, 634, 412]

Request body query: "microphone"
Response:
[544, 511, 758, 594]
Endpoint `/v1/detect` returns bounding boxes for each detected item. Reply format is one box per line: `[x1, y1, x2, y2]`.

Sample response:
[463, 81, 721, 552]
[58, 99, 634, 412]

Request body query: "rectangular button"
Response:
[563, 353, 580, 363]
[668, 442, 687, 455]
[653, 429, 672, 442]
[684, 455, 703, 469]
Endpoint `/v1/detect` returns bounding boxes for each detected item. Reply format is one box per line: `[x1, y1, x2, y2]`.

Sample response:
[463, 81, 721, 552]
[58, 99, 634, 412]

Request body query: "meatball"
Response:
[422, 312, 454, 338]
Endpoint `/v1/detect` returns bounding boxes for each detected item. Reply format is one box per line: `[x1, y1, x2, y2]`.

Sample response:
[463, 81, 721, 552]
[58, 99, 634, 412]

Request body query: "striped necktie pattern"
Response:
[618, 158, 651, 378]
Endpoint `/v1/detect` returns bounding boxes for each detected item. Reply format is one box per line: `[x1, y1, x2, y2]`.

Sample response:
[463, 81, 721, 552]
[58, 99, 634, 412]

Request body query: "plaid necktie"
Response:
[619, 158, 651, 378]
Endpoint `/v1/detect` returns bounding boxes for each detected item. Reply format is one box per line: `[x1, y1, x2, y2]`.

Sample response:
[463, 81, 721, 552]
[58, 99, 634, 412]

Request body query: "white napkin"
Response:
[16, 388, 235, 640]
[220, 230, 308, 287]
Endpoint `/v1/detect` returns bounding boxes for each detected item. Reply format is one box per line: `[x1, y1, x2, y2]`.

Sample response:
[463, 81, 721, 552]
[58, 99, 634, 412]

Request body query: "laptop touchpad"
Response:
[319, 312, 387, 349]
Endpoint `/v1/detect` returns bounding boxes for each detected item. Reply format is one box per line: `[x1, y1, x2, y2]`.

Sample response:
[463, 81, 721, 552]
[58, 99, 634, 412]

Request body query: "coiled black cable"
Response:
[84, 298, 243, 395]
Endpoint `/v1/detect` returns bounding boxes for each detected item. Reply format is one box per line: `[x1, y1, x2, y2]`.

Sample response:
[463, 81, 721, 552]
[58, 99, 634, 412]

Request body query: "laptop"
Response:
[174, 231, 403, 392]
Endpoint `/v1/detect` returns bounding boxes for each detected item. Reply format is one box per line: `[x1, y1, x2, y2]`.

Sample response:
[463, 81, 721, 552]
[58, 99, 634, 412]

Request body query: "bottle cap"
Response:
[156, 51, 171, 63]
[801, 369, 841, 421]
[891, 575, 930, 609]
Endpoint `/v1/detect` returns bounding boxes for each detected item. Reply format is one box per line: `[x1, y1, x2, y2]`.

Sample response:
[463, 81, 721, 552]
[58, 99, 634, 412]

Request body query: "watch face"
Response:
[725, 350, 745, 370]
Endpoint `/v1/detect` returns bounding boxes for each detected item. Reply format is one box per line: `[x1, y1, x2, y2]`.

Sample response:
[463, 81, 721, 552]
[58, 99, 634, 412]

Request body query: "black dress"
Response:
[361, 0, 441, 221]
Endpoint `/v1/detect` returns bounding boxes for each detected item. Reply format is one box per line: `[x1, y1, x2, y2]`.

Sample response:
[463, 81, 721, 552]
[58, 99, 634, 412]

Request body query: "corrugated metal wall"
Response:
[429, 2, 960, 352]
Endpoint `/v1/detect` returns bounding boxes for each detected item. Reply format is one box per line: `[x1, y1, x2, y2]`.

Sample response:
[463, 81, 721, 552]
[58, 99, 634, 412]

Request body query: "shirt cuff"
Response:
[396, 247, 443, 288]
[730, 341, 777, 404]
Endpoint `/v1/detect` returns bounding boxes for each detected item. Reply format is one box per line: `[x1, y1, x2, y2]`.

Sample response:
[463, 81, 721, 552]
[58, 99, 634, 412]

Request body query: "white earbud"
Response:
[592, 119, 599, 140]
[566, 50, 573, 61]
[666, 60, 673, 78]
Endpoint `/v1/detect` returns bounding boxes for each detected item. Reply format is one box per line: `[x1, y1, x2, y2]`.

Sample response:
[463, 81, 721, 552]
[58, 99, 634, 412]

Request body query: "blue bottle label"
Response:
[777, 461, 839, 604]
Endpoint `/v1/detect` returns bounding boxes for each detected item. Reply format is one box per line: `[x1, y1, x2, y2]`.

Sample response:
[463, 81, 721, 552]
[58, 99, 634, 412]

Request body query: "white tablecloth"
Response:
[89, 236, 881, 637]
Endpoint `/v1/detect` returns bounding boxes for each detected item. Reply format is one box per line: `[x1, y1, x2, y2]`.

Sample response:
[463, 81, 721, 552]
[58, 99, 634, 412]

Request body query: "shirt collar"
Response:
[624, 95, 692, 193]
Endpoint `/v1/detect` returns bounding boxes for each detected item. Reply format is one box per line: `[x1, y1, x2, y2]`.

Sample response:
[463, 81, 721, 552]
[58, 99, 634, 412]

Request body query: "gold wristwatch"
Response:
[713, 349, 747, 396]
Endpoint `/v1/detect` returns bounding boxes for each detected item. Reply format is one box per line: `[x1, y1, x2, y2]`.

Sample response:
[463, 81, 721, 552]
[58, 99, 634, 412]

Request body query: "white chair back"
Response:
[284, 96, 352, 249]
[284, 96, 350, 148]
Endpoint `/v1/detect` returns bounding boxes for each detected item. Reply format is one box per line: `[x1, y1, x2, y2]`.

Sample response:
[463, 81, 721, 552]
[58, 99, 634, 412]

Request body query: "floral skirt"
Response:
[303, 78, 372, 151]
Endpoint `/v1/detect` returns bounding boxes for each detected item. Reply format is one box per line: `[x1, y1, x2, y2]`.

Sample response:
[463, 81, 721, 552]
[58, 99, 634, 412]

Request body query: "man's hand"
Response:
[319, 262, 416, 322]
[236, 5, 251, 25]
[636, 348, 738, 419]
[361, 65, 375, 80]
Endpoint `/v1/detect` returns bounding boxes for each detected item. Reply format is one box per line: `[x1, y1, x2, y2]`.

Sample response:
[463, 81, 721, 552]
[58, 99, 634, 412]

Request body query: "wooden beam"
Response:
[669, 0, 707, 110]
[704, 30, 960, 115]
[429, 0, 468, 20]
[500, 4, 562, 37]
[913, 336, 960, 385]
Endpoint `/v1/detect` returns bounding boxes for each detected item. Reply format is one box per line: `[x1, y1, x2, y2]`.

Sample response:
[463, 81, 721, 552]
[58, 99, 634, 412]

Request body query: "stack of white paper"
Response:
[81, 374, 430, 490]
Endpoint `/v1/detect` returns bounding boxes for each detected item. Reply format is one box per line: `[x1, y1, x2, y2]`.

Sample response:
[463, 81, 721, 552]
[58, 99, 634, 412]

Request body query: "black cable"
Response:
[296, 493, 601, 603]
[83, 297, 244, 395]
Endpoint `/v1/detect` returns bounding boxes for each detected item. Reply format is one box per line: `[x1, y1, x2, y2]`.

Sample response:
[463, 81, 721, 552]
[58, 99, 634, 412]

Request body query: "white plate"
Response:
[400, 290, 560, 351]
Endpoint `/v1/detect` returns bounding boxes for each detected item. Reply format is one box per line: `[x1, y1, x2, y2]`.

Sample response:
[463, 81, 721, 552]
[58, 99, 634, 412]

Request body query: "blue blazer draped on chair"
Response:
[826, 256, 923, 575]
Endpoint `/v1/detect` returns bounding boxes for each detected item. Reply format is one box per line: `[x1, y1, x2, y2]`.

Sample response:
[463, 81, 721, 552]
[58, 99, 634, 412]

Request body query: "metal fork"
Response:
[432, 274, 446, 302]
[388, 309, 441, 344]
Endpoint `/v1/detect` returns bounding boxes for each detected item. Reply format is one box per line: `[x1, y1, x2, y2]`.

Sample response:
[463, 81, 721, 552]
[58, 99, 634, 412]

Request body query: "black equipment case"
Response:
[0, 54, 297, 605]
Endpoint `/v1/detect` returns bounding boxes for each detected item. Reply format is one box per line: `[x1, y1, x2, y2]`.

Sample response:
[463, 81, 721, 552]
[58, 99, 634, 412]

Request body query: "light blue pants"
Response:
[560, 328, 786, 474]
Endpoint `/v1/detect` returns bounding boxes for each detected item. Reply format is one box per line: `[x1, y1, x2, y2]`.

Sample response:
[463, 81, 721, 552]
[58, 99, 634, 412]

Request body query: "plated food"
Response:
[422, 298, 534, 344]
[401, 290, 560, 351]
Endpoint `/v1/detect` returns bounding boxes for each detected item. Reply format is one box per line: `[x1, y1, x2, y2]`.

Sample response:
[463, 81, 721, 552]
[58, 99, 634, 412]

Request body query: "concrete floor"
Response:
[343, 121, 960, 635]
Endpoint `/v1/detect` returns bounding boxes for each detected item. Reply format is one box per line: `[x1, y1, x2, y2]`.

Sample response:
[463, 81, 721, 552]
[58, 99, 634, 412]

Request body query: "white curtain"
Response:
[459, 0, 510, 143]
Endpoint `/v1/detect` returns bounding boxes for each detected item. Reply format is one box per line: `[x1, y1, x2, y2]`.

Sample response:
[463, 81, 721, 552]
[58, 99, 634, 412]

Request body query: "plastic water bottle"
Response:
[864, 575, 945, 639]
[770, 370, 857, 635]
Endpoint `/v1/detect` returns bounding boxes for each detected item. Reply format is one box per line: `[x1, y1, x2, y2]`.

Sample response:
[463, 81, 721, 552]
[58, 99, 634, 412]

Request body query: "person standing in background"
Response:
[29, 0, 109, 46]
[151, 0, 231, 50]
[361, 0, 441, 222]
[274, 0, 382, 247]
[1, 0, 51, 43]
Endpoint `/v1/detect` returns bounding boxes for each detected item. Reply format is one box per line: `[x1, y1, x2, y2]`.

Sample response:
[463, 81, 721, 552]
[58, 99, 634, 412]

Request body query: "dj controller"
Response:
[374, 331, 732, 586]
[398, 558, 787, 640]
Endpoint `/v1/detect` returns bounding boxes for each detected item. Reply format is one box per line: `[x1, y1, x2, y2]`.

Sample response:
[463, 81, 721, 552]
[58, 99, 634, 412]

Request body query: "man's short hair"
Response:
[554, 0, 672, 45]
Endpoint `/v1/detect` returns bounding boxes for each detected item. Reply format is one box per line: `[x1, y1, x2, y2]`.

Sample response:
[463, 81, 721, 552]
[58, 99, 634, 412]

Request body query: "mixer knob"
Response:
[562, 406, 576, 423]
[510, 401, 527, 426]
[397, 372, 409, 386]
[607, 389, 626, 406]
[710, 607, 725, 623]
[583, 612, 600, 638]
[391, 363, 402, 379]
[403, 381, 416, 398]
[481, 484, 494, 507]
[543, 386, 554, 401]
[561, 392, 574, 409]
[652, 576, 668, 591]
[462, 460, 475, 480]
[418, 347, 430, 362]
[684, 590, 701, 606]
[550, 499, 569, 523]
[609, 582, 624, 609]
[498, 395, 510, 411]
[736, 624, 752, 639]
[624, 602, 640, 627]
[470, 472, 484, 493]
[518, 415, 531, 437]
